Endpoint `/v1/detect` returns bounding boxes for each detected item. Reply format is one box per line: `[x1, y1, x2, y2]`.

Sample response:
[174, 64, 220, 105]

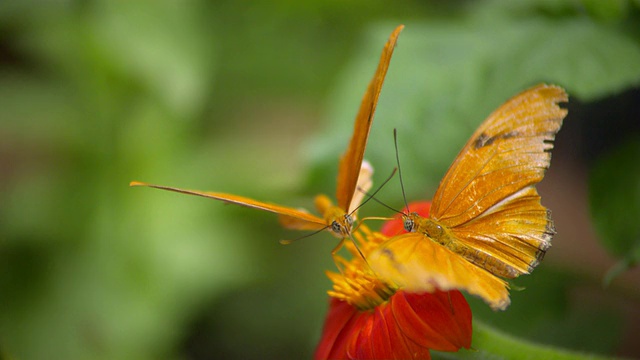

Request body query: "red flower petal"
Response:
[381, 201, 432, 236]
[315, 290, 471, 359]
[314, 298, 358, 359]
[377, 303, 431, 359]
[347, 311, 374, 358]
[368, 307, 394, 357]
[391, 291, 472, 351]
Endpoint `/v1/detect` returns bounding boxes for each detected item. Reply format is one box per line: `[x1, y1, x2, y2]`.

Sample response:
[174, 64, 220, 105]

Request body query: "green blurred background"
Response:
[1, 0, 640, 359]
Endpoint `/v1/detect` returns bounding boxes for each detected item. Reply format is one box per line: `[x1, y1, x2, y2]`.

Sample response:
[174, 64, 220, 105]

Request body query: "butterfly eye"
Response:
[345, 215, 354, 227]
[331, 221, 343, 234]
[403, 217, 415, 232]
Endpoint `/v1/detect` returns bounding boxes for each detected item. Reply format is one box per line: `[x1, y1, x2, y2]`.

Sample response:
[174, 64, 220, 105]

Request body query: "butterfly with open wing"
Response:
[131, 25, 404, 252]
[368, 84, 568, 310]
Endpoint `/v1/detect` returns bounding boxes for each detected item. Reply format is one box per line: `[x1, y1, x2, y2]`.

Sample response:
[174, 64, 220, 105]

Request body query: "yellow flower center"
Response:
[326, 226, 397, 311]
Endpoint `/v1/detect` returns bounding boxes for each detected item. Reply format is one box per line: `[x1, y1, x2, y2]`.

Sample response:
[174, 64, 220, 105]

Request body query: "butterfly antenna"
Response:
[350, 223, 380, 267]
[357, 186, 404, 215]
[348, 233, 367, 262]
[348, 167, 397, 218]
[279, 225, 330, 245]
[330, 236, 367, 275]
[394, 129, 410, 213]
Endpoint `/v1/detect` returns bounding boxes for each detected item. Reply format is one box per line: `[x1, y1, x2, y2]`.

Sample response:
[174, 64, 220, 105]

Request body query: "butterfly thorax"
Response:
[405, 214, 451, 246]
[315, 194, 353, 237]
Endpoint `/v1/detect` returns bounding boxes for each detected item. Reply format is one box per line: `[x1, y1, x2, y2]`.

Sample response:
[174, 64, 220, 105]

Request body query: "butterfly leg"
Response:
[330, 238, 347, 274]
[330, 236, 371, 277]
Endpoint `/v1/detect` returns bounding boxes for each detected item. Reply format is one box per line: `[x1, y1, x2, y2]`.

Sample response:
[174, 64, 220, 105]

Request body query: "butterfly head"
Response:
[330, 214, 354, 237]
[402, 212, 421, 233]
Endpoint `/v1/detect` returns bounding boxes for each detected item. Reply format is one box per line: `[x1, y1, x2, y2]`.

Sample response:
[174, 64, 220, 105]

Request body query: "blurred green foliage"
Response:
[1, 0, 639, 359]
[590, 139, 640, 285]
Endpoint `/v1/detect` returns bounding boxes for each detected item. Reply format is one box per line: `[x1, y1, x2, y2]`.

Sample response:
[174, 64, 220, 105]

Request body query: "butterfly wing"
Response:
[347, 160, 374, 219]
[430, 84, 568, 277]
[368, 233, 511, 310]
[130, 181, 327, 230]
[336, 25, 403, 213]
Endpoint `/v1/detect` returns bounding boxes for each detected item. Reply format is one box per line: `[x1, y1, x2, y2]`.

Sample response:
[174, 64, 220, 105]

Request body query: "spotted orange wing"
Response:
[129, 181, 327, 230]
[369, 84, 568, 310]
[430, 84, 567, 277]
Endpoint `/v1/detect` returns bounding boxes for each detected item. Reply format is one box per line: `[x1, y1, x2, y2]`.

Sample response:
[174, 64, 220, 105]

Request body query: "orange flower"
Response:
[315, 202, 472, 360]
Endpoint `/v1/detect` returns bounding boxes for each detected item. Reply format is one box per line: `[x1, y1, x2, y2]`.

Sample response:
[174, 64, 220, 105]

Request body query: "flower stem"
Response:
[434, 319, 615, 360]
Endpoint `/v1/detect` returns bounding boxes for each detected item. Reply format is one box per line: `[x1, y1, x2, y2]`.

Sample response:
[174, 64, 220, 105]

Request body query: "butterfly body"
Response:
[404, 213, 520, 279]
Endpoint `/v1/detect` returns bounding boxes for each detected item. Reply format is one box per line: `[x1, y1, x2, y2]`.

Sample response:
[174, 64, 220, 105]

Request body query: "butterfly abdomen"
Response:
[420, 218, 521, 279]
[456, 246, 520, 279]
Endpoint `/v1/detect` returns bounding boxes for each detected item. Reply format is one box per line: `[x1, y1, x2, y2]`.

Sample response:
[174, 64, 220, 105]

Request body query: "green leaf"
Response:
[590, 138, 640, 282]
[306, 9, 639, 357]
[467, 266, 624, 355]
[90, 1, 217, 118]
[433, 320, 613, 360]
[580, 0, 630, 22]
[308, 12, 640, 209]
[603, 247, 640, 286]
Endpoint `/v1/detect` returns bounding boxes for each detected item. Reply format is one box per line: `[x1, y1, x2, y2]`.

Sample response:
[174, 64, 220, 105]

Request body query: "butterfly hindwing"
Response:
[368, 233, 511, 310]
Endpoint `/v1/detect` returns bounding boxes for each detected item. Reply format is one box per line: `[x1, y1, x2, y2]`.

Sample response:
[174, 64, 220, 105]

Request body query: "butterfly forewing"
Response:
[431, 84, 567, 222]
[336, 25, 403, 213]
[347, 160, 374, 218]
[130, 181, 327, 229]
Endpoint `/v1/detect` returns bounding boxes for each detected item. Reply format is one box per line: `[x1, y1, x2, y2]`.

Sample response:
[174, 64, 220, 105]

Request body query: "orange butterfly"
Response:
[368, 84, 568, 310]
[131, 25, 404, 249]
